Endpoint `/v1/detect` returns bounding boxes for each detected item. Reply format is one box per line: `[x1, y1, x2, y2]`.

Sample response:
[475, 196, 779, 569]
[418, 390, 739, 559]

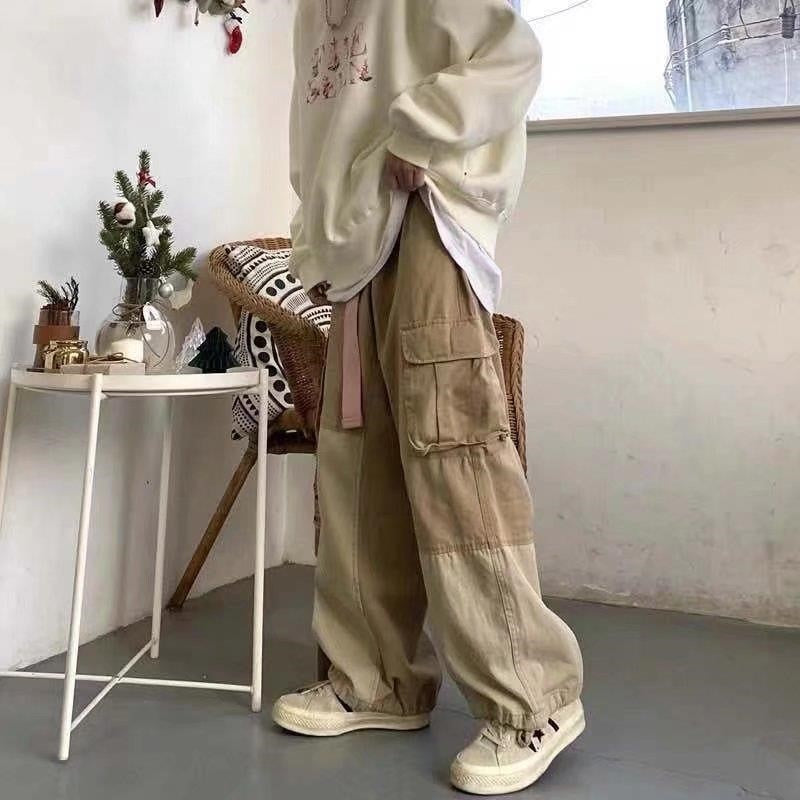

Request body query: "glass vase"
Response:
[95, 278, 176, 373]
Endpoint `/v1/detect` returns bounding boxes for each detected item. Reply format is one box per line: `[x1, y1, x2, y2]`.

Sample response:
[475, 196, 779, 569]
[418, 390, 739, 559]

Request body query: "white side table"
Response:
[0, 366, 270, 761]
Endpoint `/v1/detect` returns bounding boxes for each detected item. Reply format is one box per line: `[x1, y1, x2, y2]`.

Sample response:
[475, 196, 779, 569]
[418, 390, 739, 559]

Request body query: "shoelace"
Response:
[297, 681, 354, 712]
[482, 717, 560, 752]
[297, 680, 331, 695]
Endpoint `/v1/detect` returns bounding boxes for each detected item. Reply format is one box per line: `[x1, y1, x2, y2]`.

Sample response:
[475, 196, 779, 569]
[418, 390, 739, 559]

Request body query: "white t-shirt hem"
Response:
[326, 187, 502, 315]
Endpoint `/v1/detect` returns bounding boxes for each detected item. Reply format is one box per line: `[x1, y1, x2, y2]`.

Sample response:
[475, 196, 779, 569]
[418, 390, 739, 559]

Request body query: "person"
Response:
[272, 0, 584, 794]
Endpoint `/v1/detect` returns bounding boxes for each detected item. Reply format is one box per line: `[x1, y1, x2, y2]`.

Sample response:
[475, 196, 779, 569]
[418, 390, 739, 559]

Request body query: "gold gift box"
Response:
[42, 340, 89, 372]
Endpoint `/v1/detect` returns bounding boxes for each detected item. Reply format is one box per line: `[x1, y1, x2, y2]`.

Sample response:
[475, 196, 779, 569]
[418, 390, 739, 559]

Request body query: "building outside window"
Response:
[520, 1, 800, 122]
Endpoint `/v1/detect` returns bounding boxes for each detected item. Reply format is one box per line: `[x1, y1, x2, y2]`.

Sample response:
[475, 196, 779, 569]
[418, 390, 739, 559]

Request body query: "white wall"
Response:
[281, 121, 800, 628]
[0, 0, 295, 670]
[499, 121, 800, 627]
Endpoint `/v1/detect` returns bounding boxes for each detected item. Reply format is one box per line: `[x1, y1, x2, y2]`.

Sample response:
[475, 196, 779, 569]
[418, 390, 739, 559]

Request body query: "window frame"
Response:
[527, 104, 800, 133]
[516, 1, 800, 133]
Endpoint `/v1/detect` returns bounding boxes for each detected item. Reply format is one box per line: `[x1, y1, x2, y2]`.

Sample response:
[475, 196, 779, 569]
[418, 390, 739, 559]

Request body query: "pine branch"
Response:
[114, 170, 137, 202]
[170, 247, 198, 280]
[139, 150, 151, 176]
[146, 189, 164, 215]
[62, 277, 80, 311]
[149, 215, 172, 228]
[98, 201, 118, 230]
[132, 188, 149, 226]
[36, 280, 65, 307]
[128, 228, 150, 276]
[36, 277, 80, 311]
[99, 228, 123, 252]
[100, 229, 134, 276]
[149, 230, 173, 278]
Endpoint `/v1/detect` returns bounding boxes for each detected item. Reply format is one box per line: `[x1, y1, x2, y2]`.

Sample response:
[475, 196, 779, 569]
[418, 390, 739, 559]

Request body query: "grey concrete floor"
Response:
[1, 565, 798, 800]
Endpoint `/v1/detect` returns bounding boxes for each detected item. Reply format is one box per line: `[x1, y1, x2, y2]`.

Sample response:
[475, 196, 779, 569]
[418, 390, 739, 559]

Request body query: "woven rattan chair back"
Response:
[208, 239, 527, 471]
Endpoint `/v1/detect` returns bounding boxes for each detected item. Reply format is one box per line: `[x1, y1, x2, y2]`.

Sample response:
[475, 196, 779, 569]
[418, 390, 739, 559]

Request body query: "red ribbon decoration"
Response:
[138, 169, 157, 189]
[154, 0, 165, 17]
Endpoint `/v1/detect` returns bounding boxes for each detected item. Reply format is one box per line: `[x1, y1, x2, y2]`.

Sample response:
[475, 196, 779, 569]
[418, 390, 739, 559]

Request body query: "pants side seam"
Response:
[489, 544, 541, 722]
[470, 448, 542, 723]
[350, 431, 382, 705]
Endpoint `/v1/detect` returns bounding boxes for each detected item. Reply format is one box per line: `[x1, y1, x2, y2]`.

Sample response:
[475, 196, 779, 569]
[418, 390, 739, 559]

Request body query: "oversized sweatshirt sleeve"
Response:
[288, 9, 309, 279]
[289, 74, 310, 276]
[387, 0, 541, 169]
[289, 11, 303, 201]
[289, 79, 302, 201]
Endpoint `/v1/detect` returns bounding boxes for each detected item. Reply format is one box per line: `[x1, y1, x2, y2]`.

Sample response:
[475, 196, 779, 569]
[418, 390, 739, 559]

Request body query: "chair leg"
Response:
[167, 441, 258, 611]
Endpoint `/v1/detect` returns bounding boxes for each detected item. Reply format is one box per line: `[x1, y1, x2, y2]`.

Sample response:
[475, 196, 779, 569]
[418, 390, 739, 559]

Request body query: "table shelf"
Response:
[11, 365, 261, 397]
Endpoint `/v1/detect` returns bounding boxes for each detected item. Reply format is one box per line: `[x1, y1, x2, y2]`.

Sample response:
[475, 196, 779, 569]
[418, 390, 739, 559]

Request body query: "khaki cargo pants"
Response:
[314, 195, 583, 732]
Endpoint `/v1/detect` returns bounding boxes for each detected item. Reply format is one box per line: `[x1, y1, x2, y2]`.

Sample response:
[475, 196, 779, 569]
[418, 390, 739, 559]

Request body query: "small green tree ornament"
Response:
[189, 327, 240, 374]
[98, 150, 198, 282]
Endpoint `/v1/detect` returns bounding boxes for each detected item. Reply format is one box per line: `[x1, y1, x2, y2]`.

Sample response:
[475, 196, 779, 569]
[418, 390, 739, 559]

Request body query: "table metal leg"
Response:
[251, 369, 268, 713]
[0, 381, 18, 529]
[58, 374, 104, 762]
[150, 398, 174, 659]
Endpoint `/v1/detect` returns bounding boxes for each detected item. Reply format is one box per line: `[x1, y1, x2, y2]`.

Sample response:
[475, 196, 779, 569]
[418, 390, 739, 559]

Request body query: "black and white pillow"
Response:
[225, 244, 331, 440]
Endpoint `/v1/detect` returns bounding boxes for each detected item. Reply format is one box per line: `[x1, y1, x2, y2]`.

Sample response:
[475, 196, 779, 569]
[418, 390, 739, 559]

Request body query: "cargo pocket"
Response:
[401, 317, 510, 455]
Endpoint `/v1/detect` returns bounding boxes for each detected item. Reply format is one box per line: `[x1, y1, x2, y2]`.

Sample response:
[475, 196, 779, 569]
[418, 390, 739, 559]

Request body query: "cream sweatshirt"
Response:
[289, 0, 542, 303]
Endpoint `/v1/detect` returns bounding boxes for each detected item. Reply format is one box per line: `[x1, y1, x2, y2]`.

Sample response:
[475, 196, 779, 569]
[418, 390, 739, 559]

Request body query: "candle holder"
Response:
[95, 278, 175, 373]
[31, 278, 81, 371]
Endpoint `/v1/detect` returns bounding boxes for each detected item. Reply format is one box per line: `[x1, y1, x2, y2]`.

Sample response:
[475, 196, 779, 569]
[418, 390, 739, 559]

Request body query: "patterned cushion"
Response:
[225, 244, 331, 440]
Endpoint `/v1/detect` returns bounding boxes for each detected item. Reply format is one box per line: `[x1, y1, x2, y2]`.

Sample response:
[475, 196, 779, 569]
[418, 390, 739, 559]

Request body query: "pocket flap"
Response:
[401, 317, 498, 365]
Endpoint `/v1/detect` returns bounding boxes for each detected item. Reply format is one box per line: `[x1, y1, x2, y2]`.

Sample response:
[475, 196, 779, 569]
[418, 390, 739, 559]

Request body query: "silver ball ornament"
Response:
[158, 281, 175, 300]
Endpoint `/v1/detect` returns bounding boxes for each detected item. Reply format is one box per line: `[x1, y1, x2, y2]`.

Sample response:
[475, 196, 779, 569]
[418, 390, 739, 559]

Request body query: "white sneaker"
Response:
[450, 699, 585, 795]
[272, 681, 431, 737]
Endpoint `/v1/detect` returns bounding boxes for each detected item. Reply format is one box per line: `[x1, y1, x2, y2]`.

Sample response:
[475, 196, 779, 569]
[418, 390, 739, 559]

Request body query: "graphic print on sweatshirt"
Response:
[306, 21, 373, 104]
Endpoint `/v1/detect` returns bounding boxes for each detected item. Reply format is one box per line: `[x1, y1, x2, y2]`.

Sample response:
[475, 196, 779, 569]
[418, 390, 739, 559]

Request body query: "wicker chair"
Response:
[168, 237, 528, 614]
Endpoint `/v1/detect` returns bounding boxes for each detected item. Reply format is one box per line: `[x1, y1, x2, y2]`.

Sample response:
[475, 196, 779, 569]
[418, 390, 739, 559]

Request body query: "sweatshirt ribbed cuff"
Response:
[387, 130, 434, 169]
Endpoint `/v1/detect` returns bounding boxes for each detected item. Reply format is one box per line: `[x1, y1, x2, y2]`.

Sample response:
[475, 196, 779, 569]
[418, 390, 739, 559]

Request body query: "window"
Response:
[521, 1, 800, 126]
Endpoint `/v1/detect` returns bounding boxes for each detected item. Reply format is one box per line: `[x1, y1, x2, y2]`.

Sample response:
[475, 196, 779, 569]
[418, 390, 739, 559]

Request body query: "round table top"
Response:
[11, 366, 262, 398]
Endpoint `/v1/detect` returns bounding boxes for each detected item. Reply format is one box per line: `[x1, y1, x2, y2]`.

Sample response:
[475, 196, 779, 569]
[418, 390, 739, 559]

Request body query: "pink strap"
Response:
[340, 294, 363, 429]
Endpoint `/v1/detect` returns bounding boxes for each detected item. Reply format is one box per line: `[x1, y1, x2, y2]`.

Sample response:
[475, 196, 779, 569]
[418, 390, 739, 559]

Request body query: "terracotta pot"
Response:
[32, 307, 80, 370]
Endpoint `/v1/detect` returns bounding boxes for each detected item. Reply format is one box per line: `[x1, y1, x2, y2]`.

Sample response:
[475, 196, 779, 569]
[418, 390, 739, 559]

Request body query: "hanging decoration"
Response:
[224, 13, 244, 54]
[155, 1, 250, 55]
[166, 274, 195, 310]
[113, 200, 137, 228]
